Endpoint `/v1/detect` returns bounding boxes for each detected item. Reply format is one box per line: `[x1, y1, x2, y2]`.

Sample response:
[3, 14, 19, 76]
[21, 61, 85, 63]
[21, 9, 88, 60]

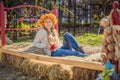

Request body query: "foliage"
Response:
[62, 21, 90, 27]
[13, 38, 33, 43]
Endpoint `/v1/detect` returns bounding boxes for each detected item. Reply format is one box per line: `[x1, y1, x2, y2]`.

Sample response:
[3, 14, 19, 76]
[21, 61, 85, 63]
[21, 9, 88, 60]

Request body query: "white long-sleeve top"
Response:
[33, 28, 62, 56]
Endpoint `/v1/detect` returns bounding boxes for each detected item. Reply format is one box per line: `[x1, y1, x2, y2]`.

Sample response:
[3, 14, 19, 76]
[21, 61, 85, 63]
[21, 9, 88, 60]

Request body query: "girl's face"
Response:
[44, 18, 53, 30]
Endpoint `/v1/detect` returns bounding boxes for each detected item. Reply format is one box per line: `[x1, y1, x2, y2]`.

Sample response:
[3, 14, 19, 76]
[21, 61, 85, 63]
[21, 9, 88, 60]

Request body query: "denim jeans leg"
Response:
[61, 35, 72, 50]
[63, 32, 80, 50]
[51, 49, 87, 57]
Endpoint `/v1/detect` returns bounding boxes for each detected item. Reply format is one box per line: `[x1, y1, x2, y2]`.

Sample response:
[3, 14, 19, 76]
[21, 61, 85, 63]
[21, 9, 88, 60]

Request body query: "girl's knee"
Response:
[64, 32, 72, 38]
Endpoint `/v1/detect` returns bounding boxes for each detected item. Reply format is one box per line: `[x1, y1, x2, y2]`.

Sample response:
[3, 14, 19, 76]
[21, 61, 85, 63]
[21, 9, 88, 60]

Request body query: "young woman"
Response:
[33, 13, 88, 57]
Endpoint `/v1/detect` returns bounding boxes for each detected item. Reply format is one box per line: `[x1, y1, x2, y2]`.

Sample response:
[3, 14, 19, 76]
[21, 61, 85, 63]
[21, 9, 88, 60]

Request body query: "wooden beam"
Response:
[0, 48, 103, 71]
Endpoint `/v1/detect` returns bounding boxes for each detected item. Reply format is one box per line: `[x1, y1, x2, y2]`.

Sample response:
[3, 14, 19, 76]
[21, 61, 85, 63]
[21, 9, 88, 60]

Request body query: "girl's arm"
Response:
[54, 30, 60, 41]
[33, 29, 48, 49]
[54, 30, 62, 45]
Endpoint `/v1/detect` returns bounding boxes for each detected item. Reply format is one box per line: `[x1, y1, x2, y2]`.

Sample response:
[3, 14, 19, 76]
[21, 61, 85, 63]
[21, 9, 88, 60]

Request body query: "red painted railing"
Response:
[4, 5, 52, 12]
[0, 1, 58, 46]
[54, 6, 58, 30]
[0, 1, 6, 46]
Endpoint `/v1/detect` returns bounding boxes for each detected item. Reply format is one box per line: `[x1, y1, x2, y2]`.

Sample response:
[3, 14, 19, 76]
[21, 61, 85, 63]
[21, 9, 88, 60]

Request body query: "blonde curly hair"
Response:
[37, 13, 58, 27]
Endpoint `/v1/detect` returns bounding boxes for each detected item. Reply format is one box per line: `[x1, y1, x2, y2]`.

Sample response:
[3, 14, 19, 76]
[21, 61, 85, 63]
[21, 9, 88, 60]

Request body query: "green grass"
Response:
[59, 33, 103, 46]
[13, 38, 33, 43]
[13, 33, 103, 46]
[75, 33, 103, 46]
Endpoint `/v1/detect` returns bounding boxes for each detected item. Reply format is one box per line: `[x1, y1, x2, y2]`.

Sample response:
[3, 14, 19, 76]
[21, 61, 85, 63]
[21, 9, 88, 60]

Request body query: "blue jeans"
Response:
[61, 32, 80, 50]
[51, 32, 88, 57]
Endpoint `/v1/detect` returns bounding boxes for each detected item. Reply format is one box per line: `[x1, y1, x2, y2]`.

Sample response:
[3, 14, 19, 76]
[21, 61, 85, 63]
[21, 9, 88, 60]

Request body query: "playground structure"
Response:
[0, 1, 120, 80]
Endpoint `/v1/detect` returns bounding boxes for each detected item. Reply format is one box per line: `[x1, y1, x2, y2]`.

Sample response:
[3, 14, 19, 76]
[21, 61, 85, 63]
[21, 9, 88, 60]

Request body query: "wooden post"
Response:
[0, 50, 1, 62]
[0, 1, 6, 46]
[73, 0, 76, 36]
[54, 6, 58, 30]
[118, 59, 120, 74]
[68, 0, 71, 32]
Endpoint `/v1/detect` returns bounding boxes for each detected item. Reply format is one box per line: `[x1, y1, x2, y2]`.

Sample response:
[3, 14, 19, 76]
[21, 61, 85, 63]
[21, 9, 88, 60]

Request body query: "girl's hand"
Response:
[49, 35, 55, 41]
[46, 44, 51, 49]
[48, 35, 56, 44]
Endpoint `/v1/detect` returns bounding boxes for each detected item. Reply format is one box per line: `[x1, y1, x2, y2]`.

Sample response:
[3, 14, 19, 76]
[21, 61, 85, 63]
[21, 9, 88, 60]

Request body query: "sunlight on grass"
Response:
[13, 38, 33, 43]
[59, 33, 103, 46]
[75, 33, 103, 46]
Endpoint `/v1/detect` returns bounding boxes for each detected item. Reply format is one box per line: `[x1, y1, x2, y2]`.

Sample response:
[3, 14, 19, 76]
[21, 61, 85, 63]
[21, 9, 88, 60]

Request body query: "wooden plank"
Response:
[0, 48, 103, 71]
[118, 60, 120, 74]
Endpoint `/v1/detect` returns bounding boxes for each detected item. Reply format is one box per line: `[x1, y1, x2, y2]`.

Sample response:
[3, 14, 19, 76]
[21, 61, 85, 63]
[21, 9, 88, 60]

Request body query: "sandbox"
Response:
[0, 45, 103, 80]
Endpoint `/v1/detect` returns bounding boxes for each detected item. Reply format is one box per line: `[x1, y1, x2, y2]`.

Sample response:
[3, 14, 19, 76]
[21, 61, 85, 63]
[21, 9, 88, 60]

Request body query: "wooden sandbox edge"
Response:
[0, 48, 103, 71]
